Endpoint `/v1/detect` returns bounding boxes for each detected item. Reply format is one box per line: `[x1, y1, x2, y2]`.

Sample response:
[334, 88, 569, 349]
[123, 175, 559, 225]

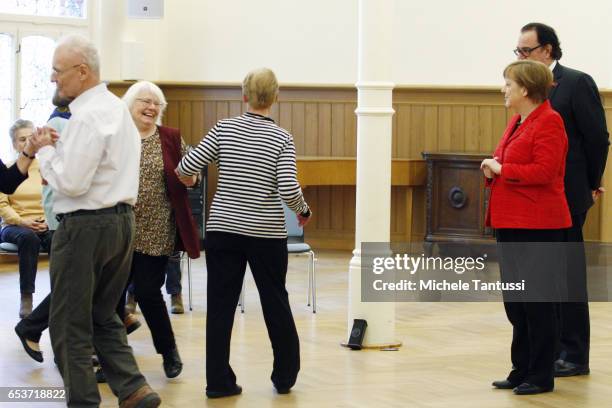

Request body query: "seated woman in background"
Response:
[482, 60, 571, 395]
[0, 119, 53, 319]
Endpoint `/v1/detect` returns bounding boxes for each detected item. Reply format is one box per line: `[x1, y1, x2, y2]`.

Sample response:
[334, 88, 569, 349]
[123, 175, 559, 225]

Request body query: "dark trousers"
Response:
[557, 211, 589, 365]
[49, 209, 146, 407]
[17, 290, 126, 343]
[1, 226, 53, 293]
[205, 232, 300, 392]
[131, 251, 176, 354]
[125, 250, 182, 297]
[497, 228, 564, 389]
[165, 251, 182, 295]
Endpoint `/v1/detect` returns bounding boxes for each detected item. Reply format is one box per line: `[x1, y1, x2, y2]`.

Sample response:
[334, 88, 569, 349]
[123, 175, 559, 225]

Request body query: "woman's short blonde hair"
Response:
[503, 60, 553, 103]
[242, 68, 278, 110]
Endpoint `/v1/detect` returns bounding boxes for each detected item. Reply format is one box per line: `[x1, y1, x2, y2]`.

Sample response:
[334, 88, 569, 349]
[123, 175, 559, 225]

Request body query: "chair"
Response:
[0, 241, 19, 253]
[238, 203, 317, 313]
[182, 252, 193, 311]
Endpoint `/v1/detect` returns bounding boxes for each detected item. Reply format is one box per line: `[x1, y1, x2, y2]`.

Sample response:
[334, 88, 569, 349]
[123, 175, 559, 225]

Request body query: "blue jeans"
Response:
[1, 225, 53, 293]
[165, 251, 182, 295]
[127, 250, 182, 296]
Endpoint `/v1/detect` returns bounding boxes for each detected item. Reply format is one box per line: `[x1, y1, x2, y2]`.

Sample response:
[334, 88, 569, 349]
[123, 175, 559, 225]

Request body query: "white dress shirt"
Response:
[38, 83, 141, 214]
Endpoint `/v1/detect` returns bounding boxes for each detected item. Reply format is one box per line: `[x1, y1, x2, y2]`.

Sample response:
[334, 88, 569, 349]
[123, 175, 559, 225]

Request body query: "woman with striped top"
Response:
[176, 67, 311, 398]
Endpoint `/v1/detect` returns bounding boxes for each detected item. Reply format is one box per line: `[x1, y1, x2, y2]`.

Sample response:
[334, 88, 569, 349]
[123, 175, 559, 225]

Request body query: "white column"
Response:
[89, 0, 124, 81]
[347, 0, 397, 347]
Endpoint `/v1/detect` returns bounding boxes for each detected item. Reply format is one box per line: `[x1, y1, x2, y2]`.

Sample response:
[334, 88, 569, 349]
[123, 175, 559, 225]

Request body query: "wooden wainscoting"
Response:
[108, 83, 611, 248]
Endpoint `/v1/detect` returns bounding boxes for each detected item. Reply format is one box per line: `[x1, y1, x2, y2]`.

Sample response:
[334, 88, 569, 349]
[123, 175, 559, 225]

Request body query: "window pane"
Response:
[0, 33, 15, 163]
[20, 35, 55, 133]
[0, 0, 87, 19]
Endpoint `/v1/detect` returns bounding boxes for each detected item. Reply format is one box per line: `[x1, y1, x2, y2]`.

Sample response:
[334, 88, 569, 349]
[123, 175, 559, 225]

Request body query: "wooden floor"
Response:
[1, 251, 612, 407]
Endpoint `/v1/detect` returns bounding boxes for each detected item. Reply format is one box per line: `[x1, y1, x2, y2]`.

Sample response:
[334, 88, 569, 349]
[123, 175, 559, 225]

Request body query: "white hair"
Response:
[56, 34, 100, 76]
[122, 81, 167, 125]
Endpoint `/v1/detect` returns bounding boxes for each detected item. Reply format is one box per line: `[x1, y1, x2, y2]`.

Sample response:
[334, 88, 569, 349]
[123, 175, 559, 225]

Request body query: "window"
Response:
[0, 34, 15, 161]
[0, 0, 88, 162]
[0, 0, 87, 19]
[20, 36, 56, 131]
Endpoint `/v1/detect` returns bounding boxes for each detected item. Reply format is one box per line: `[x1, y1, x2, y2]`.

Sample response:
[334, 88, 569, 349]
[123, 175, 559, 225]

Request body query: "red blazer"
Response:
[486, 100, 571, 230]
[159, 126, 201, 259]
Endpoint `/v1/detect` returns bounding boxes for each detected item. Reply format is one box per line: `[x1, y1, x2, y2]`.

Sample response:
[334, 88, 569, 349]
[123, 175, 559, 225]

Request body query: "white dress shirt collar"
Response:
[549, 60, 558, 72]
[68, 82, 107, 114]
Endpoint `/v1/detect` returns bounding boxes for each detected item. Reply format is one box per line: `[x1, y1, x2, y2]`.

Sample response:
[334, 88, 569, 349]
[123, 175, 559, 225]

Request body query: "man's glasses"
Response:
[513, 45, 543, 57]
[136, 98, 167, 108]
[51, 64, 82, 77]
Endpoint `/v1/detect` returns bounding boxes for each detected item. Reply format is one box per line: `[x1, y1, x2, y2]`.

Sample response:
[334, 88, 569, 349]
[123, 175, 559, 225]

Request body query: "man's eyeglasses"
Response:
[136, 98, 167, 108]
[513, 45, 543, 57]
[51, 64, 82, 77]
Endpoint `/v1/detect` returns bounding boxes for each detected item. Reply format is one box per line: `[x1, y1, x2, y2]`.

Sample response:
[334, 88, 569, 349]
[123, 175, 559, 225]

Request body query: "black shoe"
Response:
[492, 380, 518, 389]
[513, 383, 553, 395]
[275, 387, 291, 394]
[95, 367, 107, 383]
[206, 384, 242, 399]
[554, 360, 590, 377]
[162, 348, 183, 378]
[14, 326, 43, 363]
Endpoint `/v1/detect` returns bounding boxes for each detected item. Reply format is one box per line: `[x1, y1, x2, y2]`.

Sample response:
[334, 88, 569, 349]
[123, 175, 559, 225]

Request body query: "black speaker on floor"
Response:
[347, 319, 367, 350]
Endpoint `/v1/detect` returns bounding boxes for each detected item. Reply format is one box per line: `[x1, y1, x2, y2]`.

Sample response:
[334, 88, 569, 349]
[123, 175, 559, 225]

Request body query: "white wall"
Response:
[96, 0, 612, 88]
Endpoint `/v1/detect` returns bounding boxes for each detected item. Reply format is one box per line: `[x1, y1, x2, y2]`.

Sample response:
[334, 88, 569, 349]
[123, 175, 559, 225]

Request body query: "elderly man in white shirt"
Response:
[33, 35, 161, 408]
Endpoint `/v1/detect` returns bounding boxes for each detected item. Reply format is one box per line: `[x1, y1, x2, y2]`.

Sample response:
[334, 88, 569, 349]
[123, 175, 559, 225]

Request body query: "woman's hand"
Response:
[27, 127, 57, 153]
[21, 219, 48, 232]
[297, 213, 311, 227]
[174, 168, 197, 187]
[481, 157, 502, 177]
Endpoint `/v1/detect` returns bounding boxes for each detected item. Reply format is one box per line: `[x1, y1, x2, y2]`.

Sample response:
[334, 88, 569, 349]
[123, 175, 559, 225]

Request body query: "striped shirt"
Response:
[177, 112, 309, 238]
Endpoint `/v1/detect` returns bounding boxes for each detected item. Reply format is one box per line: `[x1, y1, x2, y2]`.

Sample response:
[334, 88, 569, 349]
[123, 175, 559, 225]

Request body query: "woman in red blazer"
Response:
[482, 60, 571, 395]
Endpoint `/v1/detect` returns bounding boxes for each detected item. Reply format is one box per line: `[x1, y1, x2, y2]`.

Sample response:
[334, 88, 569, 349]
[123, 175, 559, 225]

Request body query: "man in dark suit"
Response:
[515, 22, 610, 377]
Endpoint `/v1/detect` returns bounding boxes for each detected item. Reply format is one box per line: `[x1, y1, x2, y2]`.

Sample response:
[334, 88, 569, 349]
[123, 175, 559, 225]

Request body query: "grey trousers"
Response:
[49, 208, 147, 407]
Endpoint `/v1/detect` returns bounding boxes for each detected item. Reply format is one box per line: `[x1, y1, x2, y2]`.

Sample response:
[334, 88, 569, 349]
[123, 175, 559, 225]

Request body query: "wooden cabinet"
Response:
[422, 152, 494, 246]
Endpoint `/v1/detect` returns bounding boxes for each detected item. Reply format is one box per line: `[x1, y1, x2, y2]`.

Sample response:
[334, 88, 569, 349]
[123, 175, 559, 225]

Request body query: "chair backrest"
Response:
[282, 201, 304, 242]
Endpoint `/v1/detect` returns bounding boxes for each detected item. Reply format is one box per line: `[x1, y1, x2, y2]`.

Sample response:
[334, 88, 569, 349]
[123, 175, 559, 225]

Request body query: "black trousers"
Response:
[204, 232, 300, 392]
[130, 251, 176, 354]
[497, 228, 564, 389]
[557, 211, 589, 365]
[17, 290, 127, 343]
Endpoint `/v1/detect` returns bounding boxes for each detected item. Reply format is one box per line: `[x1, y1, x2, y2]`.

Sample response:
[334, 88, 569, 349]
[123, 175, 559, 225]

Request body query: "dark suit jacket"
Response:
[0, 161, 27, 194]
[549, 63, 610, 215]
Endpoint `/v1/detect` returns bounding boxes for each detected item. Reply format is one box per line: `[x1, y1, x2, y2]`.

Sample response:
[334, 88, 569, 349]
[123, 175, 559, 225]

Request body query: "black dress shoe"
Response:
[162, 348, 183, 378]
[95, 367, 107, 383]
[275, 387, 291, 394]
[14, 326, 43, 363]
[554, 360, 590, 377]
[206, 384, 242, 399]
[513, 382, 553, 395]
[492, 380, 517, 389]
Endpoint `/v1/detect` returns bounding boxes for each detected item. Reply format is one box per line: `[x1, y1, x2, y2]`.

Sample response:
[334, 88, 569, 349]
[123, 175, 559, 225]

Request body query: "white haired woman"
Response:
[120, 80, 200, 378]
[176, 68, 311, 398]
